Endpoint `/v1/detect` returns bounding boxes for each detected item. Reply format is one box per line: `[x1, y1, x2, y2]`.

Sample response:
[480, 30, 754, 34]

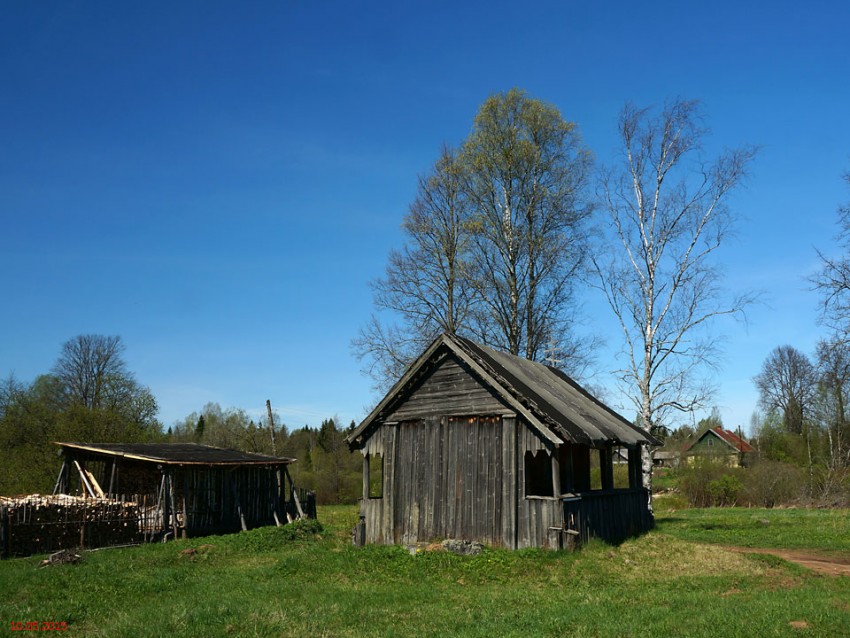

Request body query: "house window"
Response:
[524, 450, 554, 497]
[368, 453, 383, 499]
[708, 438, 714, 447]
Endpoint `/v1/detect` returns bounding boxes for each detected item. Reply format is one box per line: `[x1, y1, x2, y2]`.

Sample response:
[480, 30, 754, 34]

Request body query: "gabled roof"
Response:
[347, 333, 659, 449]
[55, 442, 295, 466]
[685, 427, 755, 454]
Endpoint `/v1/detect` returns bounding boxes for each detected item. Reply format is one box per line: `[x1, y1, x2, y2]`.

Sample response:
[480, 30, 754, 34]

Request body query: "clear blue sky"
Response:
[2, 1, 848, 434]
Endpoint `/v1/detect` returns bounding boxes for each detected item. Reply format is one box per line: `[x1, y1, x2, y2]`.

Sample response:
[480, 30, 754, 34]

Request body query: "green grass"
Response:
[656, 507, 850, 553]
[1, 505, 849, 637]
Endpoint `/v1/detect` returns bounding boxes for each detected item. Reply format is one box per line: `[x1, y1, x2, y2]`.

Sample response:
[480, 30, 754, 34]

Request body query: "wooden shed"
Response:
[53, 442, 313, 540]
[346, 333, 659, 549]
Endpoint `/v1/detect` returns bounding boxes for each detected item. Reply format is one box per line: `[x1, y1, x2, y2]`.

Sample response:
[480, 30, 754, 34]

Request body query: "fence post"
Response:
[1, 506, 9, 559]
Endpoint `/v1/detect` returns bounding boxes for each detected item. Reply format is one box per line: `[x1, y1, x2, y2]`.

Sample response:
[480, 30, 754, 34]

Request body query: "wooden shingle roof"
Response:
[55, 442, 295, 466]
[348, 333, 659, 449]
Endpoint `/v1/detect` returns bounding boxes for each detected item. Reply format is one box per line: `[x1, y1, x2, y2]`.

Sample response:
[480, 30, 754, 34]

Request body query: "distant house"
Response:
[684, 427, 755, 467]
[346, 333, 660, 550]
[652, 450, 680, 468]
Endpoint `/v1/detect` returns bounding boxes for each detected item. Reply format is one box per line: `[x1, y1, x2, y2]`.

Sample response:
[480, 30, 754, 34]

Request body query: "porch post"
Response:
[627, 446, 641, 489]
[551, 446, 561, 497]
[362, 453, 370, 500]
[600, 447, 614, 491]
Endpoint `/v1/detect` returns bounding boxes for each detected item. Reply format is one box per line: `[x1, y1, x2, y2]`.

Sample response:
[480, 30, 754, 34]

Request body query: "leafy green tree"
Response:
[814, 338, 850, 470]
[695, 407, 724, 436]
[355, 88, 595, 389]
[462, 88, 594, 363]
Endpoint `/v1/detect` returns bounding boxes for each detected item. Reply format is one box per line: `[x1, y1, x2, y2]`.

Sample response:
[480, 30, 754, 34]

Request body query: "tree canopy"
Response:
[0, 335, 162, 495]
[354, 88, 595, 390]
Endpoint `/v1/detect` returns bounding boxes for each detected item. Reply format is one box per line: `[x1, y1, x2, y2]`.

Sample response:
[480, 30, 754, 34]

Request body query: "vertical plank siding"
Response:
[391, 416, 504, 546]
[563, 489, 654, 545]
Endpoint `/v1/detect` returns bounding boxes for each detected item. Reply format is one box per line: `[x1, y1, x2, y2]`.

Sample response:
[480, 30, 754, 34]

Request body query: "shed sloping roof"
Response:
[348, 333, 659, 449]
[55, 442, 295, 466]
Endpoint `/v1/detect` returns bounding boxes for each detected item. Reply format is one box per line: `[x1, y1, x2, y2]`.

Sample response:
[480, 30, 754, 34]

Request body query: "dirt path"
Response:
[723, 546, 850, 576]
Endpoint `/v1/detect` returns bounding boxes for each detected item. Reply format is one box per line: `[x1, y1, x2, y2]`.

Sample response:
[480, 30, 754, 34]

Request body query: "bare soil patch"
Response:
[724, 546, 850, 577]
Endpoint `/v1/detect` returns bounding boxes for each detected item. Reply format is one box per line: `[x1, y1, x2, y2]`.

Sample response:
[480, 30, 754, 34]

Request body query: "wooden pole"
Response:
[231, 472, 247, 531]
[285, 467, 305, 518]
[551, 447, 561, 497]
[601, 447, 614, 491]
[266, 399, 277, 457]
[73, 460, 95, 497]
[273, 468, 283, 527]
[168, 472, 179, 539]
[628, 446, 641, 489]
[52, 459, 68, 496]
[108, 460, 118, 498]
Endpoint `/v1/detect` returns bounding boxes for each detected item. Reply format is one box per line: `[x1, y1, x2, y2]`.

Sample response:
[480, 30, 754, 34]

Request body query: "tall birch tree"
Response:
[594, 99, 756, 501]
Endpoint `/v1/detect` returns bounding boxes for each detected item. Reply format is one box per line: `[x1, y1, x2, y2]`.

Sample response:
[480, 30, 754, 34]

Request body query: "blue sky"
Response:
[1, 1, 848, 434]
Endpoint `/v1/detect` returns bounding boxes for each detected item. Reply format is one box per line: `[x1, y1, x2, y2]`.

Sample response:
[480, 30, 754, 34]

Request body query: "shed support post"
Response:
[231, 471, 247, 531]
[501, 415, 517, 549]
[273, 468, 283, 526]
[286, 467, 304, 519]
[168, 471, 180, 539]
[551, 446, 561, 497]
[108, 459, 118, 498]
[628, 447, 641, 489]
[363, 453, 370, 500]
[159, 472, 169, 540]
[601, 447, 614, 491]
[52, 458, 68, 496]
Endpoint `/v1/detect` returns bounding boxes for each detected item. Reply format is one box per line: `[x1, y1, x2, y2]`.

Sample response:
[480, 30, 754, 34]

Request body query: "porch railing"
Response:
[561, 488, 653, 545]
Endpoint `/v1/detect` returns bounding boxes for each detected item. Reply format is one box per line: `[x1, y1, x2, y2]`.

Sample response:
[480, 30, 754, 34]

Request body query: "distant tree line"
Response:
[0, 335, 160, 495]
[0, 334, 362, 503]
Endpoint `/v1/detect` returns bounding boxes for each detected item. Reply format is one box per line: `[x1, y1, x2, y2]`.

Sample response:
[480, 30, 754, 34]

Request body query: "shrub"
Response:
[707, 474, 742, 506]
[678, 459, 742, 507]
[739, 460, 802, 507]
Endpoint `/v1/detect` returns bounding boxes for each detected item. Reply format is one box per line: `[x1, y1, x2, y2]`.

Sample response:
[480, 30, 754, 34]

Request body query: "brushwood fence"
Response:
[0, 494, 153, 559]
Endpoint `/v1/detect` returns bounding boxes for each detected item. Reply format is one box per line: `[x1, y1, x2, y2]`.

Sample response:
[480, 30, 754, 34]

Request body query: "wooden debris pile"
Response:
[39, 548, 83, 567]
[0, 494, 141, 559]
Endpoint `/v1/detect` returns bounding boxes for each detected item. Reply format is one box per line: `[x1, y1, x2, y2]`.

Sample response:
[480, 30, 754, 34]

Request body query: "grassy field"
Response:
[1, 505, 849, 637]
[656, 506, 850, 553]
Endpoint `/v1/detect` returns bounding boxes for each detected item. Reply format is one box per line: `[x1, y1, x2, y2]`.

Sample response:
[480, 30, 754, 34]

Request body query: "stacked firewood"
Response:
[0, 494, 141, 558]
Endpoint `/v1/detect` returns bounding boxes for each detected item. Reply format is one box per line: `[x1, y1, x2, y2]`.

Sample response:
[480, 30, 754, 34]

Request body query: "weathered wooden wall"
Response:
[394, 416, 504, 545]
[386, 354, 511, 421]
